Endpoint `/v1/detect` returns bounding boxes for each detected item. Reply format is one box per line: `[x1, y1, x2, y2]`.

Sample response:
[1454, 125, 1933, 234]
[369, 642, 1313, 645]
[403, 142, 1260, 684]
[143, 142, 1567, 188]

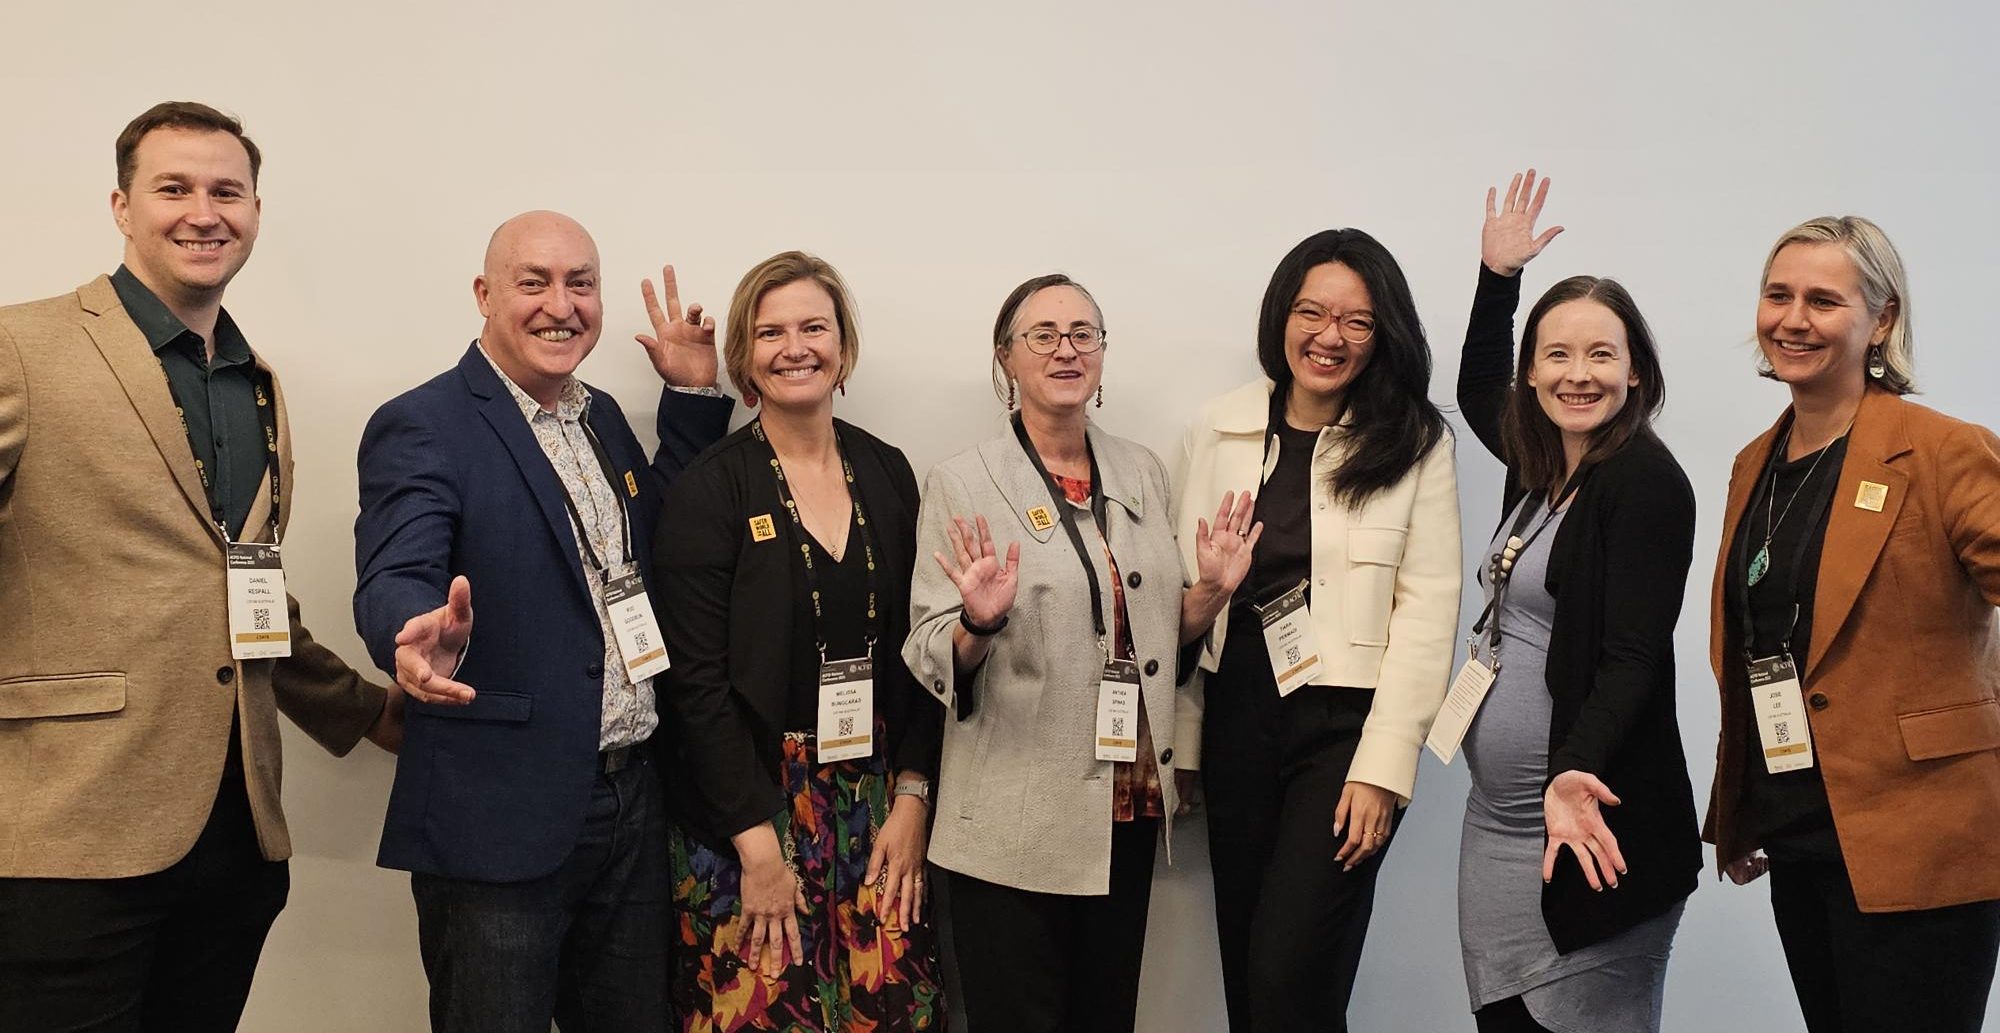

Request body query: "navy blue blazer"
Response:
[354, 342, 730, 882]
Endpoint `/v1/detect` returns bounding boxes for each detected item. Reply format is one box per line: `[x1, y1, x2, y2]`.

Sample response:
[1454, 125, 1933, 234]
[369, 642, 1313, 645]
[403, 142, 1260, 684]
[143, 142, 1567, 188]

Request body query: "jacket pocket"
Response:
[0, 673, 127, 719]
[1899, 699, 2000, 761]
[1345, 528, 1408, 647]
[413, 691, 533, 723]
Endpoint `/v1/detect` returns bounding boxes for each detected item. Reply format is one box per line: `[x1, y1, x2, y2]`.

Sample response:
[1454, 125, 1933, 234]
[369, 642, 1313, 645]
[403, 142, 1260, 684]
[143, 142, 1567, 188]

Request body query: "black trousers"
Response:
[1473, 995, 1554, 1033]
[1202, 623, 1396, 1033]
[0, 744, 289, 1033]
[1769, 855, 2000, 1033]
[946, 817, 1159, 1033]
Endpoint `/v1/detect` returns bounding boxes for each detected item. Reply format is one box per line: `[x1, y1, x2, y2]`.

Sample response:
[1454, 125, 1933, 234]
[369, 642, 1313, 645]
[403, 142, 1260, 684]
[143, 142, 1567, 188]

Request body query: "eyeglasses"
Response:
[1018, 326, 1107, 355]
[1290, 303, 1376, 345]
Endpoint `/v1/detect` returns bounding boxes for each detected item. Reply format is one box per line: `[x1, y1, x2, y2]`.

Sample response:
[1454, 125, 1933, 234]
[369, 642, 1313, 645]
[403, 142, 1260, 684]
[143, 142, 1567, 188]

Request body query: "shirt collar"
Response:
[477, 341, 590, 423]
[110, 264, 253, 368]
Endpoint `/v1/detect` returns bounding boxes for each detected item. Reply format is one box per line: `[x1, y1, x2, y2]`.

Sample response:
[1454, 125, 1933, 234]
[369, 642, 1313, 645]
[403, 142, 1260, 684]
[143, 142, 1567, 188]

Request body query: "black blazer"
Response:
[1459, 265, 1702, 953]
[652, 418, 942, 852]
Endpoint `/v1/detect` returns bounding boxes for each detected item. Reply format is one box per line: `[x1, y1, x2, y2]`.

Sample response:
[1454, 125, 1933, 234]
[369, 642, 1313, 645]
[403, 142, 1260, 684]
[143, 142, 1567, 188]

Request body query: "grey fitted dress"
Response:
[1457, 497, 1682, 1032]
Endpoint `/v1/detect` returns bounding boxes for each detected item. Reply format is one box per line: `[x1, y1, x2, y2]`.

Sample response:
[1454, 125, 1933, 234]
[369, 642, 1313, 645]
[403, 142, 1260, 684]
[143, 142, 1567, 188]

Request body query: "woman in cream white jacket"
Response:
[1175, 228, 1462, 1033]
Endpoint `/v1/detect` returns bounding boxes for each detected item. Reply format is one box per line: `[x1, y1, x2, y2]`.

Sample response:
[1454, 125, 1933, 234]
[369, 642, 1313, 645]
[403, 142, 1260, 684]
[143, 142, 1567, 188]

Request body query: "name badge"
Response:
[1094, 657, 1141, 762]
[226, 542, 292, 660]
[1424, 656, 1496, 764]
[1255, 580, 1324, 696]
[817, 655, 876, 763]
[1749, 653, 1815, 774]
[602, 565, 671, 682]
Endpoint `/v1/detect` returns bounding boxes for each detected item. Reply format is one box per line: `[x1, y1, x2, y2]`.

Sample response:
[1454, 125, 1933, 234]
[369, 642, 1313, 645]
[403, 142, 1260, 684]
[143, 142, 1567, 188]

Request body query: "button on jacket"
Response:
[904, 423, 1186, 896]
[1172, 378, 1462, 802]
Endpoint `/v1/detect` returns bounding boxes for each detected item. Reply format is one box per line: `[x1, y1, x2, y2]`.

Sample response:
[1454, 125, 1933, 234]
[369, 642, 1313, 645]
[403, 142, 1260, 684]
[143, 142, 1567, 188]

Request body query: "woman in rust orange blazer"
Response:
[1707, 215, 2000, 1033]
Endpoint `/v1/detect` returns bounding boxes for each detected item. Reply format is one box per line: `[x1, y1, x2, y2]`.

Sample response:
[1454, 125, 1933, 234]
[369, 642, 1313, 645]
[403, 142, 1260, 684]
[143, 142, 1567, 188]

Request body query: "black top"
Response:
[784, 535, 872, 732]
[652, 419, 942, 853]
[1241, 421, 1320, 614]
[1459, 264, 1703, 954]
[112, 264, 265, 538]
[1724, 432, 1849, 861]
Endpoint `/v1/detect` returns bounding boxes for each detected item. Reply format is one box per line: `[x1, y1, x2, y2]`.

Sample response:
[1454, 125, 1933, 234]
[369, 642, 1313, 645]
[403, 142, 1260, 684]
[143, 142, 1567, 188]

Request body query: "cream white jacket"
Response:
[1173, 378, 1462, 802]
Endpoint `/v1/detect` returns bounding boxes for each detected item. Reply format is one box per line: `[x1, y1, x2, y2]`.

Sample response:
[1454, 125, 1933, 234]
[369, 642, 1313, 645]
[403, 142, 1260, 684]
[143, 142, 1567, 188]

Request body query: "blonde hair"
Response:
[723, 251, 861, 401]
[1761, 215, 1915, 394]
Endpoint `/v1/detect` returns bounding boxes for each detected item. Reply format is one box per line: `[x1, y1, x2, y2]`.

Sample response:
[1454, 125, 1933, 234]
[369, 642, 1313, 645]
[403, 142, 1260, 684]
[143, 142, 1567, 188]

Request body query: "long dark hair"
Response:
[1257, 229, 1446, 507]
[1500, 275, 1666, 498]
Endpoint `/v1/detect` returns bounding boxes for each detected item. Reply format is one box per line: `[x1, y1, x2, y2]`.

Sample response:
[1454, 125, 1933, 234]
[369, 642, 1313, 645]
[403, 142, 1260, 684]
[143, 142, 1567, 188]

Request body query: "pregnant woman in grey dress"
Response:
[1452, 170, 1704, 1033]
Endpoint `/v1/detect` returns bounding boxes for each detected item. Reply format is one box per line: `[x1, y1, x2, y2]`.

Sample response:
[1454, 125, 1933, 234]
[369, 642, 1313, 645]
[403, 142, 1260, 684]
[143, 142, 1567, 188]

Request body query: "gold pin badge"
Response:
[1855, 481, 1889, 512]
[749, 514, 778, 541]
[1027, 506, 1055, 532]
[624, 471, 639, 497]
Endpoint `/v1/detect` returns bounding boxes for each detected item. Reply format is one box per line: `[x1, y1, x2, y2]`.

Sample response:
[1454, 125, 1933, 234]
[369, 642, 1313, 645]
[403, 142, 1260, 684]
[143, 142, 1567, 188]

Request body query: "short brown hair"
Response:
[115, 101, 262, 193]
[723, 251, 861, 401]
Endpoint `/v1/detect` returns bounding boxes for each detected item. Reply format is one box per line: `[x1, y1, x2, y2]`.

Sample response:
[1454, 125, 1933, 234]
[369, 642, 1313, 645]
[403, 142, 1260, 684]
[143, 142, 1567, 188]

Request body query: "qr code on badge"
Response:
[838, 716, 854, 737]
[1285, 645, 1302, 666]
[1774, 721, 1792, 745]
[253, 608, 272, 632]
[1112, 717, 1126, 737]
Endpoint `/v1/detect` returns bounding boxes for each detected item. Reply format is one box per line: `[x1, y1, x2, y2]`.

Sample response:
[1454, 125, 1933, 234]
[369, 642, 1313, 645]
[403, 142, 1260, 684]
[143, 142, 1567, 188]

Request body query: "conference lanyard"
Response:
[1467, 471, 1587, 673]
[1012, 413, 1110, 649]
[550, 418, 634, 576]
[164, 371, 281, 544]
[1732, 433, 1846, 662]
[750, 419, 882, 658]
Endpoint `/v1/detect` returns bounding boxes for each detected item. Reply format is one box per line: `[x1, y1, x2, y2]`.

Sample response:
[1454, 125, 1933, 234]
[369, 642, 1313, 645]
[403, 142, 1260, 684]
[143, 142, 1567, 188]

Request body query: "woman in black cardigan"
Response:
[652, 252, 945, 1030]
[1452, 171, 1701, 1033]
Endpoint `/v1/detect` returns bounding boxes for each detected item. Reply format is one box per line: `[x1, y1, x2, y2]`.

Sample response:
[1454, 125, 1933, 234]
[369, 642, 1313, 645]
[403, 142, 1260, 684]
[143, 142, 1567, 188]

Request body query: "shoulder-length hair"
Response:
[1501, 275, 1666, 498]
[1256, 229, 1446, 508]
[723, 251, 862, 402]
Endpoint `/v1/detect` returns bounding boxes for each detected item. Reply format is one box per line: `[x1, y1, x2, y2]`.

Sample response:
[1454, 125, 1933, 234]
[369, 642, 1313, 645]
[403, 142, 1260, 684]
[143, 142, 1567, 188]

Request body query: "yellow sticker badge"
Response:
[1855, 481, 1889, 512]
[749, 514, 778, 542]
[1027, 505, 1056, 532]
[624, 471, 639, 497]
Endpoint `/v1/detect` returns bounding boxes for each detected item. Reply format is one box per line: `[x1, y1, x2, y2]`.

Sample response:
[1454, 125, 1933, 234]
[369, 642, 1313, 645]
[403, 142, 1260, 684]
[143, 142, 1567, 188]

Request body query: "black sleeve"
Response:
[883, 445, 944, 780]
[1457, 263, 1522, 464]
[1547, 454, 1698, 778]
[651, 387, 734, 491]
[653, 457, 787, 840]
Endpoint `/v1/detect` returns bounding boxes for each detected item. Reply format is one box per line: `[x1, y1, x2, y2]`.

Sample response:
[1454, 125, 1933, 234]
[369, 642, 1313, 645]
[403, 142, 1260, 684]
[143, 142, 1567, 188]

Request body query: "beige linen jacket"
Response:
[905, 422, 1187, 896]
[0, 276, 386, 879]
[1172, 378, 1462, 802]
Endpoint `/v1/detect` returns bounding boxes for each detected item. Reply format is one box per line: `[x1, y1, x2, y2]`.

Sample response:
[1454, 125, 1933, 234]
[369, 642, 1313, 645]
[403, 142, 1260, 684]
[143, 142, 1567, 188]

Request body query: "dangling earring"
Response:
[1095, 384, 1104, 409]
[1006, 379, 1016, 410]
[837, 381, 847, 396]
[1867, 345, 1887, 380]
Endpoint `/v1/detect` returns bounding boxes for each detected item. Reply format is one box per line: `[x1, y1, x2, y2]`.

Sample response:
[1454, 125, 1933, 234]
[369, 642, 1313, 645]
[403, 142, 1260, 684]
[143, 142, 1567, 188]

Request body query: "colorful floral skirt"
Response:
[670, 728, 948, 1032]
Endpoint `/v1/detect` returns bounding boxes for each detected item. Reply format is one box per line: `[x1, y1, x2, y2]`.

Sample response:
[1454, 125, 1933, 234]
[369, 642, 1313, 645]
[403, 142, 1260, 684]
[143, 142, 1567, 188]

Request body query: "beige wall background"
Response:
[5, 0, 1998, 1029]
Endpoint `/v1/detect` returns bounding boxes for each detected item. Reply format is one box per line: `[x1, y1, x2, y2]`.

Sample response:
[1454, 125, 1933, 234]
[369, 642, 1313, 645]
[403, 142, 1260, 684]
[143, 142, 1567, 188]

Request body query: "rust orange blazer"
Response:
[1705, 384, 2000, 912]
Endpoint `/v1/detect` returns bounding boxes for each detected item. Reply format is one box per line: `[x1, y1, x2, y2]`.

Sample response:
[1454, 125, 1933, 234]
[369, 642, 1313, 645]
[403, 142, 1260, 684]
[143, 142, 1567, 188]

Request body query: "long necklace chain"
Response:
[1747, 420, 1851, 587]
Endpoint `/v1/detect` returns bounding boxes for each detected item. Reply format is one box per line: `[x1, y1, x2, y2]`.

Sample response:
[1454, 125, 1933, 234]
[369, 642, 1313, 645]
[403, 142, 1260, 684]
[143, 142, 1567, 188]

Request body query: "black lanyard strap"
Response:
[752, 420, 881, 659]
[165, 370, 281, 543]
[1011, 413, 1109, 646]
[552, 418, 632, 575]
[1470, 471, 1588, 665]
[1734, 433, 1847, 660]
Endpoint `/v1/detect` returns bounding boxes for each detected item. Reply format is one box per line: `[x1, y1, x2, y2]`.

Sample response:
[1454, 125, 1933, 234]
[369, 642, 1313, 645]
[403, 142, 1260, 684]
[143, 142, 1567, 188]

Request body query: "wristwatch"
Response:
[893, 777, 932, 806]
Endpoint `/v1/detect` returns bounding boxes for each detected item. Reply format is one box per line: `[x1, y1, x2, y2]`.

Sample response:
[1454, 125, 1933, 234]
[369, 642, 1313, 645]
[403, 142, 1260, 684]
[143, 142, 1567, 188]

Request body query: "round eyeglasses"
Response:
[1018, 326, 1106, 355]
[1290, 303, 1376, 345]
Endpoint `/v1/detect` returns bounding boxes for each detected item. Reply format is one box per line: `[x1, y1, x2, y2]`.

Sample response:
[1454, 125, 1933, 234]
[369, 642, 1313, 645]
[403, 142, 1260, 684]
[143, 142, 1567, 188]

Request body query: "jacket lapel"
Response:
[978, 432, 1062, 545]
[1712, 418, 1783, 679]
[1807, 387, 1911, 678]
[458, 345, 594, 605]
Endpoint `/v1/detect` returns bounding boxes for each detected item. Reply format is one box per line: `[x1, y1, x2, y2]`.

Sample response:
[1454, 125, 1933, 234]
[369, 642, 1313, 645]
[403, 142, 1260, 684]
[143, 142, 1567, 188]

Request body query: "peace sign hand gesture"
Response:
[933, 514, 1020, 627]
[1482, 169, 1565, 278]
[635, 264, 719, 389]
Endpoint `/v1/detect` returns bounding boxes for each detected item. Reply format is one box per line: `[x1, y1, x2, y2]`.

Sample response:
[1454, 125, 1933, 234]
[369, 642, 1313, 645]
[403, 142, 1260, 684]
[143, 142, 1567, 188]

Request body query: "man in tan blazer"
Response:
[0, 102, 394, 1032]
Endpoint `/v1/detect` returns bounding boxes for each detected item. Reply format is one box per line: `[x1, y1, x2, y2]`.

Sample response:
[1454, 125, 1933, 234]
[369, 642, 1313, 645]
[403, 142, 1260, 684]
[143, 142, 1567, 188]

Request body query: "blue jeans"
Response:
[411, 749, 668, 1033]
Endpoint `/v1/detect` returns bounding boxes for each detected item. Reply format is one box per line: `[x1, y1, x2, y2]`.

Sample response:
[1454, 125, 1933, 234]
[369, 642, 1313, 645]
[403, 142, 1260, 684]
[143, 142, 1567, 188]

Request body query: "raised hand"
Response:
[1542, 769, 1627, 890]
[636, 264, 719, 389]
[933, 514, 1021, 627]
[1482, 168, 1565, 277]
[1194, 489, 1262, 596]
[392, 575, 475, 704]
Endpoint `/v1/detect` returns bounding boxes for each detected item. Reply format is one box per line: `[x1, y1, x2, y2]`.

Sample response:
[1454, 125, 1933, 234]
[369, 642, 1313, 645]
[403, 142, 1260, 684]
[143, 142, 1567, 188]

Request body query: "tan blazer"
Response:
[0, 276, 385, 879]
[1706, 385, 2000, 911]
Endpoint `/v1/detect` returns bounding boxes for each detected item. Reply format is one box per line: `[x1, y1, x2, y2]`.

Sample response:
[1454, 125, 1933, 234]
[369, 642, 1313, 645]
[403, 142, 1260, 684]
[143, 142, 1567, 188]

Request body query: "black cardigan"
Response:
[650, 418, 943, 853]
[1459, 265, 1703, 953]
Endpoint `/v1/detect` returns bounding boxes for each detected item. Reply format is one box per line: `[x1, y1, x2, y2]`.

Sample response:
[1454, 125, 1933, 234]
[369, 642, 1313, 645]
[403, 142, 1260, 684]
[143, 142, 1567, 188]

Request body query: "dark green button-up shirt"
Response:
[110, 265, 268, 539]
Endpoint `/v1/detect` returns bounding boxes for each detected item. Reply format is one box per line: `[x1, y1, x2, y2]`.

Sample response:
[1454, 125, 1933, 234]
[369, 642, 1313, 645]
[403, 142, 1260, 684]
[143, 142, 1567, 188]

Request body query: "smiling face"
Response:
[1284, 262, 1376, 409]
[474, 211, 603, 405]
[1002, 285, 1103, 418]
[746, 278, 843, 413]
[1526, 298, 1639, 443]
[111, 127, 260, 306]
[1758, 242, 1893, 392]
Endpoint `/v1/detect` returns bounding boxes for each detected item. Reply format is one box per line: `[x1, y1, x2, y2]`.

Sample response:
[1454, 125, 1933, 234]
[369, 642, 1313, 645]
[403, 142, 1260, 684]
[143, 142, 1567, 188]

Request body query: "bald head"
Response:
[473, 210, 604, 408]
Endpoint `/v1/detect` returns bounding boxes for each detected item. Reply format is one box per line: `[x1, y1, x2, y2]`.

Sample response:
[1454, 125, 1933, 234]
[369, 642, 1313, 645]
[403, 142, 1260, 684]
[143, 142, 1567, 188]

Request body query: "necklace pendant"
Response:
[1747, 544, 1770, 587]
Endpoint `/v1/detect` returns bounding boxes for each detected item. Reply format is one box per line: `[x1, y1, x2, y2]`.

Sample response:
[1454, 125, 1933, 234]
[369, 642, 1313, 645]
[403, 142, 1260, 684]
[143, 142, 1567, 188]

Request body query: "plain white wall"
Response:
[6, 1, 1998, 1029]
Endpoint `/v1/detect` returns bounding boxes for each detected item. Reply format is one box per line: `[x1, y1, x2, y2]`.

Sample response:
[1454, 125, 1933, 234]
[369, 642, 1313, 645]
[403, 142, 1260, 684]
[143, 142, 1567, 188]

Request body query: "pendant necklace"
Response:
[1747, 421, 1847, 587]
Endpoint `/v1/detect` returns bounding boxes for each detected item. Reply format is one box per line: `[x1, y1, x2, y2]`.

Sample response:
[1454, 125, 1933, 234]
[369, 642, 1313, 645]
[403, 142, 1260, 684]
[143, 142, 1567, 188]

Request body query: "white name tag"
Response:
[817, 655, 875, 763]
[1095, 657, 1141, 762]
[1424, 656, 1496, 764]
[226, 542, 291, 660]
[1256, 580, 1324, 697]
[1750, 653, 1815, 774]
[602, 566, 671, 683]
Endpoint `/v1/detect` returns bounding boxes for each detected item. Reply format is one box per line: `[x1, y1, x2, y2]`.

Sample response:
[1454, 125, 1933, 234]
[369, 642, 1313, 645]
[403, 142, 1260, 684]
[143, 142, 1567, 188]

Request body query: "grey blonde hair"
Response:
[1761, 215, 1916, 394]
